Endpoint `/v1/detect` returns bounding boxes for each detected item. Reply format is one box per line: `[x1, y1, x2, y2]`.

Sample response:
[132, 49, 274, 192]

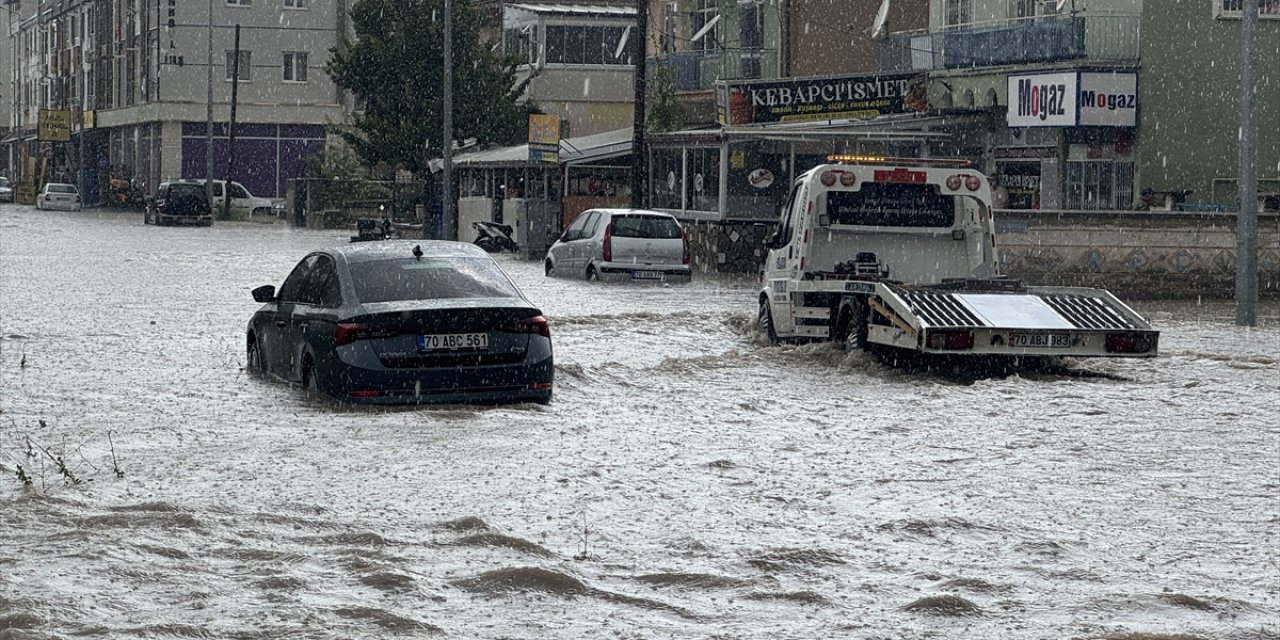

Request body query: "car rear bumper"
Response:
[316, 344, 555, 405]
[157, 213, 213, 225]
[597, 263, 691, 283]
[40, 202, 82, 211]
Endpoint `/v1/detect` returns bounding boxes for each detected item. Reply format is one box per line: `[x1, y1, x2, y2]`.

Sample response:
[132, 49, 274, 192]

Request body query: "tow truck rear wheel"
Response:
[759, 299, 780, 346]
[838, 299, 870, 352]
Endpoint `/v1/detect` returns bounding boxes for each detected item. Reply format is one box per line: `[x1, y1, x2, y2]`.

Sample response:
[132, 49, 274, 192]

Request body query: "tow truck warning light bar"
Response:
[825, 154, 973, 168]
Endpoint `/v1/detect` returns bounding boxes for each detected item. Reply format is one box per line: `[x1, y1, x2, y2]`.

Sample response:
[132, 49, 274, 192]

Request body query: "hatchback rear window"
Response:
[610, 215, 682, 239]
[48, 185, 77, 194]
[350, 257, 520, 303]
[167, 184, 207, 199]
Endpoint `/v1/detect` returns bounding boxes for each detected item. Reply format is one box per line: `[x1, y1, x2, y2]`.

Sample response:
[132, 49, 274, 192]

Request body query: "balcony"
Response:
[649, 48, 778, 92]
[879, 13, 1140, 72]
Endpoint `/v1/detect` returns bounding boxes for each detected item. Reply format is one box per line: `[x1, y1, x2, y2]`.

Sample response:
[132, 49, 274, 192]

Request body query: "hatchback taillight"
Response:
[602, 224, 613, 262]
[681, 228, 690, 265]
[334, 323, 399, 346]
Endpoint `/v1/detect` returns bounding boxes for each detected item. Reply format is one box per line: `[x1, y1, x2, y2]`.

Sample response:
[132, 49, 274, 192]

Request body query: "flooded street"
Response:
[1, 206, 1277, 639]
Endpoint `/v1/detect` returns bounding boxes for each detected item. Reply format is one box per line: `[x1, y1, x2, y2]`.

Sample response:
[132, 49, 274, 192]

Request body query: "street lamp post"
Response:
[206, 0, 214, 213]
[442, 0, 454, 241]
[1236, 0, 1259, 326]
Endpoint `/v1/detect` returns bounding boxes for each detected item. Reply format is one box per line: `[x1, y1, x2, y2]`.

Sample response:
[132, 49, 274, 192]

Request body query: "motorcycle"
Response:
[472, 220, 518, 253]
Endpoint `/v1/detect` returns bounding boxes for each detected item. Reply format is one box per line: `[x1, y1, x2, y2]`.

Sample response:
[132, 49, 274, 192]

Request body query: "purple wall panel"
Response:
[181, 121, 326, 197]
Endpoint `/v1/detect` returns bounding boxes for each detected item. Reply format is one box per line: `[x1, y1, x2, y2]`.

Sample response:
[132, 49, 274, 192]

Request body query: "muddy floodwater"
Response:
[1, 207, 1277, 639]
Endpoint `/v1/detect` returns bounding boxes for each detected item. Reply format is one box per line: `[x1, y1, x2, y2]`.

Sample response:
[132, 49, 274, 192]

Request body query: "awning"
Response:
[454, 127, 632, 169]
[649, 112, 963, 146]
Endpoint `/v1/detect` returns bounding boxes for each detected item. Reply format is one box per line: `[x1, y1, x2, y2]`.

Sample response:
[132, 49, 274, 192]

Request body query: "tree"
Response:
[647, 61, 685, 133]
[326, 0, 529, 175]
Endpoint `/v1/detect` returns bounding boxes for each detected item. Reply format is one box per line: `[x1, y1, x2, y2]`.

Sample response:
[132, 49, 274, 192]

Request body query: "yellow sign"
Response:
[15, 184, 37, 205]
[83, 110, 96, 130]
[527, 114, 561, 163]
[38, 110, 72, 141]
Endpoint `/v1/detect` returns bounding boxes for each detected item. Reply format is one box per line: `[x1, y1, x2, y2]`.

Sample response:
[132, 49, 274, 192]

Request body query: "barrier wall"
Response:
[683, 211, 1280, 300]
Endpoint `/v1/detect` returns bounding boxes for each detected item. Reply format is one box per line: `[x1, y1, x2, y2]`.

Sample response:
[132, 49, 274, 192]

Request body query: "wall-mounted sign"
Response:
[527, 114, 560, 163]
[38, 110, 72, 141]
[717, 72, 927, 126]
[162, 0, 184, 66]
[1007, 71, 1137, 128]
[1008, 72, 1077, 127]
[1078, 72, 1137, 127]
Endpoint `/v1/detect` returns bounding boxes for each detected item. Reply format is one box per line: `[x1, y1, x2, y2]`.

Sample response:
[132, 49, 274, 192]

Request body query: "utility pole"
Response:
[206, 0, 214, 213]
[1236, 0, 1259, 326]
[442, 0, 454, 241]
[629, 0, 648, 208]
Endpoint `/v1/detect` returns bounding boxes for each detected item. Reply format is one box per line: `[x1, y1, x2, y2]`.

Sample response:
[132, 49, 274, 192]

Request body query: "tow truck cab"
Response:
[758, 155, 1158, 358]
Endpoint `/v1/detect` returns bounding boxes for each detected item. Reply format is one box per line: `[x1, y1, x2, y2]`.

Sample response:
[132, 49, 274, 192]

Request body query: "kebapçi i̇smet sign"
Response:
[717, 73, 927, 126]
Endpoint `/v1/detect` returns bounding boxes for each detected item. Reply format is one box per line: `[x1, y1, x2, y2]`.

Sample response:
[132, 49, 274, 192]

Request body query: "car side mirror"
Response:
[251, 285, 276, 303]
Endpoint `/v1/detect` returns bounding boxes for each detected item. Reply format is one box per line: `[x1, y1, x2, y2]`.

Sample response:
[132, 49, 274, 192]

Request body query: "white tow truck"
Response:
[757, 155, 1158, 359]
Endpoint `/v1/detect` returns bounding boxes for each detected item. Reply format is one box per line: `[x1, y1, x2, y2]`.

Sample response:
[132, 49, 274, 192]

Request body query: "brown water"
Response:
[1, 207, 1277, 639]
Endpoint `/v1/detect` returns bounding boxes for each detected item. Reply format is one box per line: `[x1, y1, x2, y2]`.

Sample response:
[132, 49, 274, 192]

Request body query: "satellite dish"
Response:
[871, 0, 891, 40]
[690, 14, 720, 44]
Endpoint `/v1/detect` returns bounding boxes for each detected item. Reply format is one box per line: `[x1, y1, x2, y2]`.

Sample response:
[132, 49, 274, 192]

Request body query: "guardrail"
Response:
[648, 48, 779, 91]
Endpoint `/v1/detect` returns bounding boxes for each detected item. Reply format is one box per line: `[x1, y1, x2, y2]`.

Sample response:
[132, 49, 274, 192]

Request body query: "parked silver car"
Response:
[35, 183, 82, 211]
[544, 209, 691, 283]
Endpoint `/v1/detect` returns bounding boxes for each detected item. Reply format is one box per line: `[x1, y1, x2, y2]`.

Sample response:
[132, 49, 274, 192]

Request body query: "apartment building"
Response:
[6, 0, 351, 202]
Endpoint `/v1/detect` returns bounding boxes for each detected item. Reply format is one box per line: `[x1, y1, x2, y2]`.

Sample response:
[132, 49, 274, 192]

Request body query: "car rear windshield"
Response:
[826, 183, 955, 227]
[167, 184, 207, 199]
[349, 257, 521, 303]
[611, 215, 682, 239]
[48, 184, 77, 194]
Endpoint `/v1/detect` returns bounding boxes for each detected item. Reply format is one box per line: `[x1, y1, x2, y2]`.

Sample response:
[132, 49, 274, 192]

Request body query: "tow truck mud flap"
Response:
[873, 285, 1158, 357]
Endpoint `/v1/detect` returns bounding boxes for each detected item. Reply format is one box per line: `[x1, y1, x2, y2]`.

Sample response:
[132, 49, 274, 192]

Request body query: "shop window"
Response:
[225, 50, 251, 81]
[686, 147, 720, 213]
[651, 148, 683, 210]
[1066, 160, 1134, 210]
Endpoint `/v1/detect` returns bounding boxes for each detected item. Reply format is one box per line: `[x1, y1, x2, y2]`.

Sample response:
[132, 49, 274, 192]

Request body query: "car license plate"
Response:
[418, 333, 488, 351]
[1010, 333, 1071, 348]
[632, 270, 661, 280]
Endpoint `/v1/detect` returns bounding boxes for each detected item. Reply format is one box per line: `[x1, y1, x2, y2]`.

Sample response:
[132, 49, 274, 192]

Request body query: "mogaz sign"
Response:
[1007, 71, 1138, 128]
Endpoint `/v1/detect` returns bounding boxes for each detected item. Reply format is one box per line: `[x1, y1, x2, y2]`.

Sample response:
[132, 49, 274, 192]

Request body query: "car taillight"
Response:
[1105, 332, 1155, 354]
[505, 315, 551, 338]
[334, 323, 399, 346]
[602, 223, 613, 262]
[927, 330, 975, 350]
[681, 228, 690, 265]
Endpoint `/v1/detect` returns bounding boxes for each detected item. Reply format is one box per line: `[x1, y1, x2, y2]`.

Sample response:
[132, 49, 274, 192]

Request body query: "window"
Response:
[284, 0, 308, 7]
[283, 51, 307, 82]
[225, 50, 251, 81]
[662, 2, 678, 53]
[542, 24, 632, 65]
[278, 255, 319, 302]
[691, 0, 719, 51]
[1215, 0, 1280, 17]
[296, 256, 337, 307]
[230, 183, 250, 199]
[226, 0, 250, 5]
[945, 0, 974, 27]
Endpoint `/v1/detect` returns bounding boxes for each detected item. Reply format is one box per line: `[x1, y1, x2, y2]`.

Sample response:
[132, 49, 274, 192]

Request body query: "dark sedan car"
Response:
[246, 241, 553, 404]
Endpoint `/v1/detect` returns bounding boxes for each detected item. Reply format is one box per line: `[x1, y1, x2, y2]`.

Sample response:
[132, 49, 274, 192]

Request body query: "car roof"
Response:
[330, 240, 489, 264]
[588, 208, 679, 218]
[44, 183, 77, 189]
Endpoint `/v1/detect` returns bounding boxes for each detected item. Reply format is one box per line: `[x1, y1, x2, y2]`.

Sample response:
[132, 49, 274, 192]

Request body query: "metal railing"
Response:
[649, 48, 778, 91]
[879, 13, 1140, 72]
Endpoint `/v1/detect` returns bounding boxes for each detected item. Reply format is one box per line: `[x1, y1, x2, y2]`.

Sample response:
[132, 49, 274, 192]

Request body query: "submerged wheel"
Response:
[839, 300, 870, 352]
[759, 299, 780, 346]
[586, 265, 598, 281]
[544, 260, 554, 277]
[301, 355, 319, 391]
[246, 335, 266, 374]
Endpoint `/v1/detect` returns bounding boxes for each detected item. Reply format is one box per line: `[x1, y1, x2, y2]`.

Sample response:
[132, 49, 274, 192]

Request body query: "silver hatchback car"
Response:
[544, 209, 691, 283]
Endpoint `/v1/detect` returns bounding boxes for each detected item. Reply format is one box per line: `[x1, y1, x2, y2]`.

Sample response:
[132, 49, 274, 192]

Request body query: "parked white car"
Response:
[183, 179, 279, 218]
[0, 176, 14, 203]
[545, 208, 691, 283]
[35, 183, 82, 211]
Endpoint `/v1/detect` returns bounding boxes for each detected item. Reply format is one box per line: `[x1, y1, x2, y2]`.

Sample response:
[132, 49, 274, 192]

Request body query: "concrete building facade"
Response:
[6, 0, 351, 202]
